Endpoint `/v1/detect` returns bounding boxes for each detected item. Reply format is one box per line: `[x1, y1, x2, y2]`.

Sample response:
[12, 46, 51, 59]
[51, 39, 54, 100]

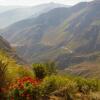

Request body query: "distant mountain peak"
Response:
[90, 0, 100, 4]
[0, 3, 67, 28]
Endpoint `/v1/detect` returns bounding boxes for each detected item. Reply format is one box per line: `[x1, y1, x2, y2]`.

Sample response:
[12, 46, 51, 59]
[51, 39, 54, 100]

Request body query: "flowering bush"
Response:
[8, 77, 41, 100]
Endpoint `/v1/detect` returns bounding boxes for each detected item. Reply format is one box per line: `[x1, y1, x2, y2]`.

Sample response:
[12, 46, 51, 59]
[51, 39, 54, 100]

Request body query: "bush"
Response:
[54, 76, 77, 100]
[45, 62, 57, 75]
[75, 77, 99, 94]
[0, 60, 7, 99]
[8, 76, 41, 100]
[17, 67, 34, 78]
[0, 60, 7, 85]
[40, 75, 57, 96]
[40, 75, 77, 97]
[86, 79, 99, 92]
[32, 64, 47, 79]
[32, 62, 57, 79]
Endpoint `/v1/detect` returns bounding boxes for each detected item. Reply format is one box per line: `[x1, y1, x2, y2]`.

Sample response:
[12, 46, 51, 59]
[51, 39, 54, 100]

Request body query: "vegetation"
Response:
[0, 60, 7, 99]
[8, 76, 41, 100]
[32, 64, 47, 79]
[32, 62, 57, 79]
[0, 50, 100, 100]
[0, 1, 100, 99]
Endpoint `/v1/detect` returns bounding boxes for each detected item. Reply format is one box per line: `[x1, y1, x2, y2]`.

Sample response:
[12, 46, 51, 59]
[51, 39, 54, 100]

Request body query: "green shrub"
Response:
[86, 79, 99, 92]
[32, 64, 47, 79]
[45, 62, 57, 75]
[17, 67, 34, 78]
[55, 76, 77, 99]
[32, 62, 57, 79]
[75, 77, 99, 94]
[40, 75, 57, 96]
[39, 75, 77, 97]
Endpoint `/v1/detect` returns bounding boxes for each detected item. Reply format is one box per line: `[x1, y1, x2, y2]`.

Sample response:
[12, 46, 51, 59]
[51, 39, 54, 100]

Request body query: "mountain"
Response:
[0, 6, 76, 63]
[1, 0, 100, 69]
[0, 35, 26, 64]
[0, 3, 67, 28]
[41, 1, 100, 50]
[1, 7, 70, 44]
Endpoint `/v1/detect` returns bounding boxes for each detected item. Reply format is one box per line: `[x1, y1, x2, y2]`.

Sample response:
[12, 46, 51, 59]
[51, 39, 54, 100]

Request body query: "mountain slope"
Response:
[1, 5, 86, 63]
[41, 0, 100, 49]
[1, 0, 100, 68]
[0, 36, 11, 51]
[1, 2, 89, 45]
[0, 36, 26, 64]
[1, 7, 69, 45]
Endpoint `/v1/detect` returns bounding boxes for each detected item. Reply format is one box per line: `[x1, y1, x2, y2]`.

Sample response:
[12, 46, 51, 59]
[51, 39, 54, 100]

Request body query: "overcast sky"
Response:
[0, 0, 93, 6]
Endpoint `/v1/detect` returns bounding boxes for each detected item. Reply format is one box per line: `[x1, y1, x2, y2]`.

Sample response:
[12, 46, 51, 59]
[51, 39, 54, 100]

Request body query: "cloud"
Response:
[0, 0, 93, 6]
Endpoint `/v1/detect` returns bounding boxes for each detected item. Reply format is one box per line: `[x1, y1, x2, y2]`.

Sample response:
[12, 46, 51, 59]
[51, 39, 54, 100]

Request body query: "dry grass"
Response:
[49, 92, 100, 100]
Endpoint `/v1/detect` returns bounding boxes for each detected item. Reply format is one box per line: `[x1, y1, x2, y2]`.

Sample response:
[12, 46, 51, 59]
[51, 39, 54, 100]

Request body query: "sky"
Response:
[0, 0, 93, 6]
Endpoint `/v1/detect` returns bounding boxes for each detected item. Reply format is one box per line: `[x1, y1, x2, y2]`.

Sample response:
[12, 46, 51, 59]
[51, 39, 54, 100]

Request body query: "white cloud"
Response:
[0, 0, 93, 6]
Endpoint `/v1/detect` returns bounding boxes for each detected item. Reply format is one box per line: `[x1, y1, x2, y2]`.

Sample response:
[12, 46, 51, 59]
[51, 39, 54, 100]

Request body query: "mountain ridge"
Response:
[0, 3, 67, 28]
[1, 0, 100, 71]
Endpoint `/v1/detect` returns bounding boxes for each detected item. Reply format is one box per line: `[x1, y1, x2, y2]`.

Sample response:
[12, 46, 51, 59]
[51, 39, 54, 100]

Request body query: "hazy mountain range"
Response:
[0, 0, 100, 77]
[0, 3, 67, 28]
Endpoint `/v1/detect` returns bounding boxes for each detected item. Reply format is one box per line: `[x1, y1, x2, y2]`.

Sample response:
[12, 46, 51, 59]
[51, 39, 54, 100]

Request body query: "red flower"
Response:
[9, 76, 42, 100]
